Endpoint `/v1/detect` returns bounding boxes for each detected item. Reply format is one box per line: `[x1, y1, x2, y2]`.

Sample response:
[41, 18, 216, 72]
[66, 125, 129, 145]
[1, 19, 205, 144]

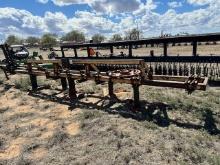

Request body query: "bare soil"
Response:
[0, 72, 219, 164]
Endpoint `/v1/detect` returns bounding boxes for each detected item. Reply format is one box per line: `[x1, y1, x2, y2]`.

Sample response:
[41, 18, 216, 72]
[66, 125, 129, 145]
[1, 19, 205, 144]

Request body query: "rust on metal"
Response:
[1, 33, 219, 109]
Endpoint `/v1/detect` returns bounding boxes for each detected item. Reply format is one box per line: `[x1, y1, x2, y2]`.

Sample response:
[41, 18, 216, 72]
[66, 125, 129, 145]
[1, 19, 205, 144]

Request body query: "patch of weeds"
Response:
[18, 97, 28, 106]
[198, 102, 215, 112]
[77, 111, 104, 130]
[112, 129, 130, 140]
[22, 142, 40, 152]
[192, 131, 213, 147]
[43, 78, 61, 89]
[16, 154, 32, 165]
[189, 108, 206, 121]
[184, 147, 207, 164]
[173, 141, 184, 153]
[178, 161, 188, 165]
[169, 98, 184, 110]
[47, 129, 68, 147]
[93, 85, 103, 94]
[142, 121, 158, 130]
[122, 154, 132, 164]
[121, 149, 142, 164]
[0, 137, 6, 150]
[208, 155, 220, 165]
[78, 110, 104, 121]
[179, 100, 196, 111]
[80, 81, 98, 94]
[37, 103, 54, 111]
[0, 72, 6, 85]
[14, 77, 31, 91]
[11, 127, 22, 138]
[0, 160, 8, 165]
[8, 112, 35, 121]
[0, 77, 4, 85]
[43, 104, 52, 109]
[114, 83, 131, 91]
[9, 126, 35, 138]
[11, 91, 23, 99]
[38, 78, 60, 90]
[0, 106, 10, 114]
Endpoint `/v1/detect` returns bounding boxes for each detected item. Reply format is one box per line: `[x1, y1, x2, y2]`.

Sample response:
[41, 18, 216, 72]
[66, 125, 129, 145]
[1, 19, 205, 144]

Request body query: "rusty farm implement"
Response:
[7, 58, 207, 108]
[0, 35, 213, 109]
[1, 33, 220, 108]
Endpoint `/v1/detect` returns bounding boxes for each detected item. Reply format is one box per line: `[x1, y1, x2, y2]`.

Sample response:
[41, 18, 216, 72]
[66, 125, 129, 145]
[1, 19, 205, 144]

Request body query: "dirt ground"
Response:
[0, 72, 219, 164]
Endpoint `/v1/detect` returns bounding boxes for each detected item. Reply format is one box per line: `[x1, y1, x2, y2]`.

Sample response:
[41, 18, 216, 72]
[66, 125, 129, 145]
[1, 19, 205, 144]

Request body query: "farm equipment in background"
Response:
[12, 58, 208, 109]
[0, 44, 53, 79]
[10, 45, 29, 60]
[0, 44, 20, 79]
[0, 44, 29, 61]
[60, 33, 220, 84]
[47, 47, 64, 59]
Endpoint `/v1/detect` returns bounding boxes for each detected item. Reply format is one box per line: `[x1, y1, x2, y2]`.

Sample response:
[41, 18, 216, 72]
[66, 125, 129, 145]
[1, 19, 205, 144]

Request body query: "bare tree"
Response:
[41, 33, 57, 47]
[26, 36, 40, 46]
[124, 28, 141, 40]
[111, 34, 123, 42]
[5, 35, 22, 45]
[92, 34, 105, 43]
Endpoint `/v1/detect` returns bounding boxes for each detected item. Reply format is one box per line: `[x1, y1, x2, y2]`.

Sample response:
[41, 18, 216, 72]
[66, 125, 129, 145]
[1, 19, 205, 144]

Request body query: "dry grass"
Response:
[0, 69, 219, 164]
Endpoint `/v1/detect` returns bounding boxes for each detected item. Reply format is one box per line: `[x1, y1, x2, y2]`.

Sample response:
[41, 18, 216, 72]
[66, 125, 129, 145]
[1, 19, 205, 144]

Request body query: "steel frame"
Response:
[60, 33, 220, 63]
[1, 33, 218, 109]
[13, 59, 208, 108]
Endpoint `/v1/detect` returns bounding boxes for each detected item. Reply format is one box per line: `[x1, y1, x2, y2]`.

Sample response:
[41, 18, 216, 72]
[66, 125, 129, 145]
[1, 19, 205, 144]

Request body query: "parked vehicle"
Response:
[10, 45, 29, 60]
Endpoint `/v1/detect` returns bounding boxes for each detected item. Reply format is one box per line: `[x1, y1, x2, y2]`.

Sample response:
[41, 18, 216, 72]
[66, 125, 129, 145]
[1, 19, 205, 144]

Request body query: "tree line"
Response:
[4, 28, 141, 47]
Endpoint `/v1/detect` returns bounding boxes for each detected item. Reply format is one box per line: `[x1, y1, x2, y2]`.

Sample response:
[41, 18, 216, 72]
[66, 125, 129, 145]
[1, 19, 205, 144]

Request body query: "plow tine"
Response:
[162, 63, 167, 75]
[173, 62, 177, 76]
[179, 63, 183, 76]
[184, 63, 188, 76]
[168, 63, 172, 75]
[217, 63, 220, 78]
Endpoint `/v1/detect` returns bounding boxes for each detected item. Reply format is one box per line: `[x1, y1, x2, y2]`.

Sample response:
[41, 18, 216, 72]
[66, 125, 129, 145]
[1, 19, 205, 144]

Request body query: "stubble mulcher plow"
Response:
[11, 58, 208, 108]
[2, 33, 220, 108]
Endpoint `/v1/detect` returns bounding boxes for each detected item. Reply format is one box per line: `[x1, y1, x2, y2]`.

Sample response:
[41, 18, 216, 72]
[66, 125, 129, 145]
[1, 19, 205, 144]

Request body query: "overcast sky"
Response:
[0, 0, 220, 40]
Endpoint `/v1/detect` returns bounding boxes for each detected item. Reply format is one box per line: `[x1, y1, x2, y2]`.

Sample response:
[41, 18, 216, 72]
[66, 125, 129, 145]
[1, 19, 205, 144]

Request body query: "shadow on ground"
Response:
[28, 89, 220, 136]
[0, 84, 13, 93]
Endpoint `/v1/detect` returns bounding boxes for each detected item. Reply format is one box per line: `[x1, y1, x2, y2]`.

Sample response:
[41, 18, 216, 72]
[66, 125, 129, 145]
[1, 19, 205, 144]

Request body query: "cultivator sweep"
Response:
[147, 62, 219, 80]
[1, 33, 220, 108]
